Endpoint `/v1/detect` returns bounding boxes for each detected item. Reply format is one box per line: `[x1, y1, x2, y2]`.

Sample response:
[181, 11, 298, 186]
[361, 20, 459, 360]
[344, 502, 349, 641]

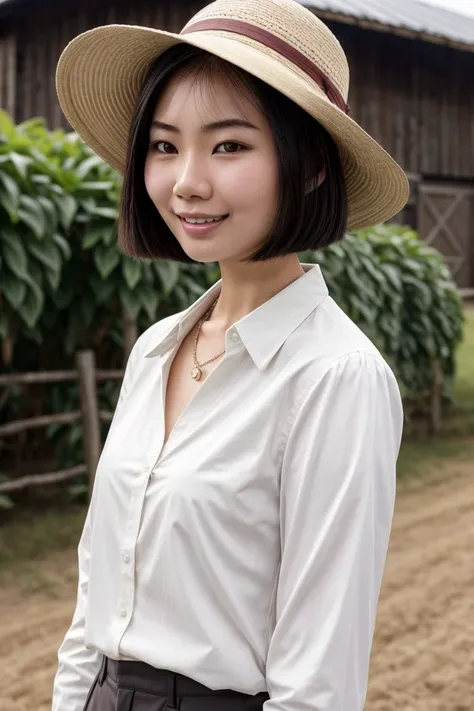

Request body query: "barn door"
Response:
[417, 182, 474, 289]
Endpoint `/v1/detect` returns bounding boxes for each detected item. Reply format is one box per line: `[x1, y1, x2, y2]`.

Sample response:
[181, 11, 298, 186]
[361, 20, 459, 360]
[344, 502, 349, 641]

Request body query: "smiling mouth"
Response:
[179, 215, 228, 224]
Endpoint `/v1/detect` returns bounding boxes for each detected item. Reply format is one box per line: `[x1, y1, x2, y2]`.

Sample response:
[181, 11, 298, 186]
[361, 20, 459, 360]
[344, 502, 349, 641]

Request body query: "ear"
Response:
[305, 166, 326, 195]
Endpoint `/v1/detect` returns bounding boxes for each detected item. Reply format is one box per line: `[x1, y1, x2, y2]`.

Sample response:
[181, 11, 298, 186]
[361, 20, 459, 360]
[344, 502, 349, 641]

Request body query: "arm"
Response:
[51, 504, 99, 711]
[264, 351, 403, 711]
[51, 358, 134, 711]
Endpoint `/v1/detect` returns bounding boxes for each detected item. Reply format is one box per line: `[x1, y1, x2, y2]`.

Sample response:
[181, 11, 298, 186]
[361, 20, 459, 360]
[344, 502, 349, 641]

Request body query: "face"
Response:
[144, 70, 280, 264]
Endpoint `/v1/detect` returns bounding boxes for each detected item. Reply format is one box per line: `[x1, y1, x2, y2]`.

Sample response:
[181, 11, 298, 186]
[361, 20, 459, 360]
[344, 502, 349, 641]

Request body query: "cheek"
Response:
[144, 158, 171, 205]
[225, 155, 279, 214]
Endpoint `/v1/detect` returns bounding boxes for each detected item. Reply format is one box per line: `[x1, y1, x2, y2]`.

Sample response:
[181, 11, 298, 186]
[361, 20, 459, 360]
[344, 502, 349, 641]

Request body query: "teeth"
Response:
[183, 217, 223, 224]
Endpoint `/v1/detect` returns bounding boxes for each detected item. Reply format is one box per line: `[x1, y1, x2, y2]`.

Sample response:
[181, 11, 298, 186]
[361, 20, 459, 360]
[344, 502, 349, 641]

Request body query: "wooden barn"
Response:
[1, 0, 474, 290]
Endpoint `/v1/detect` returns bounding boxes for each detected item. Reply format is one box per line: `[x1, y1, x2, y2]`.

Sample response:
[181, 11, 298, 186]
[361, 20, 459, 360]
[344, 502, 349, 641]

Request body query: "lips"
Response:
[181, 216, 226, 224]
[178, 214, 229, 236]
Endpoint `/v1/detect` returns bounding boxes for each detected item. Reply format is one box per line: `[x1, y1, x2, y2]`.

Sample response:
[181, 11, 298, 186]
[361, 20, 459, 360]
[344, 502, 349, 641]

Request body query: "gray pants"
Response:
[83, 655, 270, 711]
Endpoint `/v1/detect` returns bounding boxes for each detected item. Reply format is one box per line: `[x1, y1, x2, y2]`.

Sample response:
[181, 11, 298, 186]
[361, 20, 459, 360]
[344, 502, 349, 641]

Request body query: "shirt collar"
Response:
[145, 263, 328, 369]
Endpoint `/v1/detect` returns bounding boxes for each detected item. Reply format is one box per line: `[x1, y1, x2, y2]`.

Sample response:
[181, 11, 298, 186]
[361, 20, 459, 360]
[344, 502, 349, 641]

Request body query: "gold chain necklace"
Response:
[191, 299, 225, 381]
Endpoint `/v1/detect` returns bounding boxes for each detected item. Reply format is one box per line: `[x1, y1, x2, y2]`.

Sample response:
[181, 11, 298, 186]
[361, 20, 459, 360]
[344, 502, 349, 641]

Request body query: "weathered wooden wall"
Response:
[3, 0, 474, 181]
[0, 33, 16, 117]
[337, 24, 474, 181]
[7, 0, 207, 129]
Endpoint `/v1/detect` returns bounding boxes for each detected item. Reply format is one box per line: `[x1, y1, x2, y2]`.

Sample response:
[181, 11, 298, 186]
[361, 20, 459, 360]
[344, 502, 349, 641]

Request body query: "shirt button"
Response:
[119, 608, 127, 617]
[122, 552, 130, 563]
[231, 331, 239, 342]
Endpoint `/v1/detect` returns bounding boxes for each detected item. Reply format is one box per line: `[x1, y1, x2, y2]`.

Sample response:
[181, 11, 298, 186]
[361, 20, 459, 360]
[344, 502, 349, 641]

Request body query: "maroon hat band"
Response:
[181, 18, 349, 115]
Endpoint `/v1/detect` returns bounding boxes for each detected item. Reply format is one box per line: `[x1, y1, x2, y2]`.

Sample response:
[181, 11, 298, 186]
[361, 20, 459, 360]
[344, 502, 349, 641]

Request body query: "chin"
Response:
[183, 249, 232, 264]
[177, 240, 233, 264]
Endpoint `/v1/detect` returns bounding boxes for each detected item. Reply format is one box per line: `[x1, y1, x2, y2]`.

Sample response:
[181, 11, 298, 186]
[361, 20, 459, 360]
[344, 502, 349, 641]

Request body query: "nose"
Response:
[173, 154, 212, 201]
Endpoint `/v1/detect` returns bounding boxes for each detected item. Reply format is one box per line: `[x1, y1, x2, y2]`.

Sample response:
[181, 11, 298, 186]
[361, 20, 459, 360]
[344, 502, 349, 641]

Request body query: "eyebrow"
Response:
[150, 118, 260, 133]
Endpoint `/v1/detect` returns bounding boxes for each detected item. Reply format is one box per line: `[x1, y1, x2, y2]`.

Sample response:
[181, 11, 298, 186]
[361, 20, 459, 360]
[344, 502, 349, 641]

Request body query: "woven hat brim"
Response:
[56, 24, 409, 231]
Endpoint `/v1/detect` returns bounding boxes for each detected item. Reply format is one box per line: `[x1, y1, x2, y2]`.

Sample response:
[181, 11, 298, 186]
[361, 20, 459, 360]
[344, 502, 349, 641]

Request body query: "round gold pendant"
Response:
[191, 366, 202, 381]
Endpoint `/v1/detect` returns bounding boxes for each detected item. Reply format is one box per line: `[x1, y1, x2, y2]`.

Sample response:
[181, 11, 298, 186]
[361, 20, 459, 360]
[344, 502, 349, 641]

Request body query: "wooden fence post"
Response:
[76, 350, 101, 500]
[430, 359, 443, 436]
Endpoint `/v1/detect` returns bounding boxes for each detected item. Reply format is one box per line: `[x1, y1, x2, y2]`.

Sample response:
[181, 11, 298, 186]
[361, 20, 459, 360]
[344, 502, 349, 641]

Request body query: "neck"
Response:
[209, 254, 305, 331]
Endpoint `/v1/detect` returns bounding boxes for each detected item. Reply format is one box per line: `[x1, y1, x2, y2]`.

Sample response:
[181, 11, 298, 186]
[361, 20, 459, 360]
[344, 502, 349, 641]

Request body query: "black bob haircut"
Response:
[118, 43, 348, 263]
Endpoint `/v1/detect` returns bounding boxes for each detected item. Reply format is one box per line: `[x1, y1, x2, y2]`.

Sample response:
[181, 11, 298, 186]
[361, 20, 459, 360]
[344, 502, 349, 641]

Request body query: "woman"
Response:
[53, 0, 408, 710]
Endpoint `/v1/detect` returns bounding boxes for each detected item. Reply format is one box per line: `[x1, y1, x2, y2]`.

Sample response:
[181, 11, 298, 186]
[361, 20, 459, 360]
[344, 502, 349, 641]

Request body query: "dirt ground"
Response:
[1, 462, 473, 711]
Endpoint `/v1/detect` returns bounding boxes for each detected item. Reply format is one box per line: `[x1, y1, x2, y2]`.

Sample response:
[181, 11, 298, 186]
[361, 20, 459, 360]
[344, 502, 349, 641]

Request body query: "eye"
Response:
[150, 141, 177, 154]
[214, 142, 246, 154]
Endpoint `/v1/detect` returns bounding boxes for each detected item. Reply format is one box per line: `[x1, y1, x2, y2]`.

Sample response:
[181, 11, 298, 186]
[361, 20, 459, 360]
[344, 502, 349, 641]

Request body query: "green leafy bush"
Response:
[0, 110, 217, 371]
[301, 225, 464, 397]
[0, 112, 465, 496]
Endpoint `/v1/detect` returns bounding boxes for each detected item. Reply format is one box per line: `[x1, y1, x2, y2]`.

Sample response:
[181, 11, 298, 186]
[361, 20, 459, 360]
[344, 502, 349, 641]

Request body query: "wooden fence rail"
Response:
[0, 350, 124, 500]
[0, 368, 124, 386]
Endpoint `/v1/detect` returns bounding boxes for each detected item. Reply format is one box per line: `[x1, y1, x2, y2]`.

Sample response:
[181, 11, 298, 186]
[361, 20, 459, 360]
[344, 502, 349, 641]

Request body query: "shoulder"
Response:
[289, 294, 393, 378]
[310, 295, 384, 362]
[291, 295, 401, 408]
[288, 349, 404, 457]
[315, 349, 400, 400]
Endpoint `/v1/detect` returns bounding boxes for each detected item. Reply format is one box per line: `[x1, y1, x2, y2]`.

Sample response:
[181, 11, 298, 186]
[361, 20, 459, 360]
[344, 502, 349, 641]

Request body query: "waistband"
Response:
[100, 655, 269, 703]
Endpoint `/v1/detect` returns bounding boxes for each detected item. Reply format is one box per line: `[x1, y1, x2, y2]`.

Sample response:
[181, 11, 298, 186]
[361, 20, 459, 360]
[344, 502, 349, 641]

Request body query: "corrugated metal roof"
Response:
[300, 0, 474, 49]
[1, 0, 474, 50]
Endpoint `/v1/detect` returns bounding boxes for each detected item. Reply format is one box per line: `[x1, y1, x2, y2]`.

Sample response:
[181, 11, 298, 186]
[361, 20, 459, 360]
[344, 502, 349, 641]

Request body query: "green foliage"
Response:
[0, 113, 465, 506]
[0, 110, 217, 367]
[300, 224, 464, 396]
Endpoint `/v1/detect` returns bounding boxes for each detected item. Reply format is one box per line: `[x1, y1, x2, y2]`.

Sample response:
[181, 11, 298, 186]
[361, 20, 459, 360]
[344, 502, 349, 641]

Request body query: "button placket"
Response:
[117, 465, 149, 633]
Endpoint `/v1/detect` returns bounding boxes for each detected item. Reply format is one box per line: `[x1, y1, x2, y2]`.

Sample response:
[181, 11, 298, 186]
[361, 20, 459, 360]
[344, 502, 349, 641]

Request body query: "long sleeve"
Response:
[263, 351, 403, 711]
[51, 503, 99, 711]
[51, 355, 135, 711]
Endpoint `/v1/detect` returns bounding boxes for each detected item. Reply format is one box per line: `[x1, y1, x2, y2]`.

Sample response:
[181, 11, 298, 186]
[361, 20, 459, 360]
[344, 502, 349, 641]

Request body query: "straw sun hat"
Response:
[56, 0, 409, 231]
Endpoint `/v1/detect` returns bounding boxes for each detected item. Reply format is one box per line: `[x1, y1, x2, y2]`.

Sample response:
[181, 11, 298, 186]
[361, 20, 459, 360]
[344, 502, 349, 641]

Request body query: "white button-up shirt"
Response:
[52, 264, 403, 711]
